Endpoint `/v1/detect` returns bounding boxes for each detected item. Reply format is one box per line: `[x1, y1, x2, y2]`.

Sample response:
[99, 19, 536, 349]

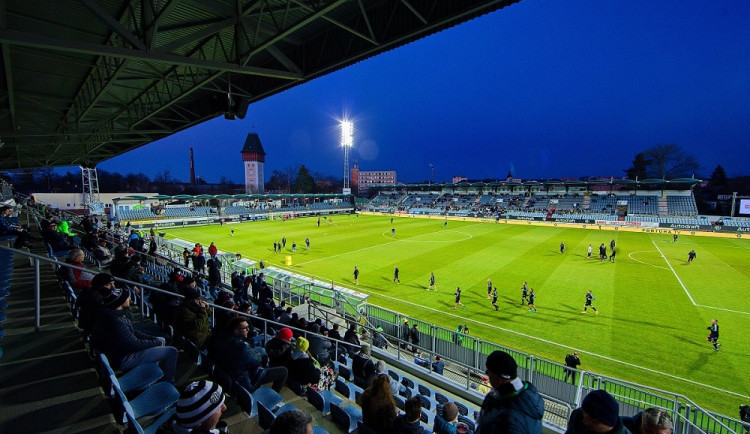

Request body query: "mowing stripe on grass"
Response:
[652, 240, 696, 305]
[364, 290, 748, 400]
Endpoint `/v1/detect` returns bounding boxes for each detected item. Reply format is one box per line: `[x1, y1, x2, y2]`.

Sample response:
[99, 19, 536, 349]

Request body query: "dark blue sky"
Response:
[97, 0, 750, 184]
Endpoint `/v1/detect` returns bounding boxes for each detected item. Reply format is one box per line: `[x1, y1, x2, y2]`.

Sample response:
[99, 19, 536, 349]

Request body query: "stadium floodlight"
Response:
[341, 120, 353, 194]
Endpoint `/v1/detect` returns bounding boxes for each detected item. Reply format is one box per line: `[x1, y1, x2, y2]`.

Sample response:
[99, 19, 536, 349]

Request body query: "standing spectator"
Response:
[401, 318, 411, 349]
[0, 205, 31, 248]
[269, 409, 313, 434]
[182, 248, 190, 267]
[393, 396, 426, 434]
[192, 251, 206, 274]
[91, 287, 177, 383]
[476, 350, 544, 433]
[358, 373, 397, 433]
[409, 323, 420, 353]
[621, 408, 674, 434]
[147, 237, 157, 256]
[565, 389, 629, 434]
[564, 352, 581, 384]
[208, 241, 218, 259]
[173, 380, 227, 433]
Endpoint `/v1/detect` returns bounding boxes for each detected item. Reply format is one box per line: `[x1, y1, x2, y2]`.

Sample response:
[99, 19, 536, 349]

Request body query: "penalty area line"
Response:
[652, 240, 696, 306]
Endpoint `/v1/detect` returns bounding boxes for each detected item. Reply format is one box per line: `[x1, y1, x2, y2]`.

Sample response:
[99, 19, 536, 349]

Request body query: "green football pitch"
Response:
[163, 214, 750, 415]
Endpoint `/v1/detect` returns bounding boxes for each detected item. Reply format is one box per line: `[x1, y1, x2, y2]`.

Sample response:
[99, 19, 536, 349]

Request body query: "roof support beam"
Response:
[0, 28, 302, 80]
[80, 0, 148, 51]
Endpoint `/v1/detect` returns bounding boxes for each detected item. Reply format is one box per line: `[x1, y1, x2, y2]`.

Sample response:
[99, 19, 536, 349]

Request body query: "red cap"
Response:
[278, 328, 293, 341]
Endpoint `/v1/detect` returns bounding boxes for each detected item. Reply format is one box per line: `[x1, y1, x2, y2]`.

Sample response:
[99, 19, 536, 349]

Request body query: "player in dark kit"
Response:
[491, 287, 499, 311]
[393, 266, 400, 284]
[688, 250, 696, 264]
[520, 281, 529, 305]
[527, 289, 537, 312]
[707, 318, 720, 351]
[353, 266, 359, 285]
[581, 290, 599, 315]
[453, 287, 465, 309]
[560, 242, 565, 254]
[609, 248, 616, 263]
[428, 272, 436, 291]
[486, 278, 493, 298]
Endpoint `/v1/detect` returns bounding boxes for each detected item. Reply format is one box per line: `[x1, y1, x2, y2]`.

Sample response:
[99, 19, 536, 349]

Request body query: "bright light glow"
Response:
[340, 120, 353, 147]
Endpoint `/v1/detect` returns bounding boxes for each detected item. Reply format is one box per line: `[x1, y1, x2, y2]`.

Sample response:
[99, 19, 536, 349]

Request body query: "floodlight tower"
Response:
[341, 120, 353, 194]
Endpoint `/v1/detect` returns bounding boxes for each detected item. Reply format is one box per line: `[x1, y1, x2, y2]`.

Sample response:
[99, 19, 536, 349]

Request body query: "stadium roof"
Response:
[368, 178, 701, 190]
[0, 0, 520, 170]
[113, 192, 349, 201]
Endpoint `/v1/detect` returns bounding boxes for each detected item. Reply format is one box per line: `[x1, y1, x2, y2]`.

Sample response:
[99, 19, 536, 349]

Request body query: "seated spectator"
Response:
[328, 323, 343, 341]
[273, 300, 286, 320]
[149, 271, 181, 327]
[125, 255, 153, 286]
[269, 409, 313, 434]
[63, 249, 93, 291]
[287, 337, 321, 394]
[77, 273, 115, 337]
[566, 389, 628, 434]
[209, 317, 287, 393]
[357, 373, 397, 433]
[266, 327, 294, 368]
[306, 324, 332, 365]
[91, 287, 177, 382]
[257, 298, 275, 321]
[0, 205, 31, 248]
[174, 284, 212, 348]
[373, 326, 389, 349]
[621, 407, 673, 434]
[352, 344, 377, 388]
[42, 220, 73, 252]
[212, 299, 238, 336]
[93, 238, 114, 266]
[278, 306, 293, 324]
[393, 395, 426, 434]
[433, 402, 462, 434]
[344, 323, 361, 355]
[374, 360, 403, 395]
[432, 355, 445, 375]
[109, 250, 131, 280]
[173, 380, 227, 433]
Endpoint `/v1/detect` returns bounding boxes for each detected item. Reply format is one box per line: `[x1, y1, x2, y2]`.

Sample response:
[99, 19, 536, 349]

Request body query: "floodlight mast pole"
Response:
[341, 121, 353, 194]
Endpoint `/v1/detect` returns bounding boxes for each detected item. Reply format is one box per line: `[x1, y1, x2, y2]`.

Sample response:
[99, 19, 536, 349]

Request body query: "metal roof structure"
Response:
[0, 0, 520, 170]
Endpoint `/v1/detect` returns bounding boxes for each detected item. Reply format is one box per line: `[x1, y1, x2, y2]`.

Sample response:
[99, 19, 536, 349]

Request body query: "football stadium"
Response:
[1, 1, 749, 434]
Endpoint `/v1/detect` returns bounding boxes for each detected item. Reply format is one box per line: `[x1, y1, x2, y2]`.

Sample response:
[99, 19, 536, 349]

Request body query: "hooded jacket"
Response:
[209, 331, 266, 392]
[91, 307, 161, 369]
[476, 381, 545, 434]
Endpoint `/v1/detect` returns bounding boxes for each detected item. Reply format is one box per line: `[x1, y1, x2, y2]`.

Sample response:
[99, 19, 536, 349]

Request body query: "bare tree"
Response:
[642, 143, 699, 179]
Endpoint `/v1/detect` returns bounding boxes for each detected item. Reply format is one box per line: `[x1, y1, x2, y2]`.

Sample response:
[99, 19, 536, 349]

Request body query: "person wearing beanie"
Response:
[172, 380, 227, 433]
[476, 350, 544, 434]
[266, 327, 295, 368]
[208, 317, 288, 394]
[91, 287, 178, 383]
[433, 401, 461, 434]
[566, 389, 629, 434]
[287, 336, 321, 395]
[76, 273, 115, 336]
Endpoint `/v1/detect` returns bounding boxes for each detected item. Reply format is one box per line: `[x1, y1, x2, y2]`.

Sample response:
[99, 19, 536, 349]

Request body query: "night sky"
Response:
[97, 0, 750, 184]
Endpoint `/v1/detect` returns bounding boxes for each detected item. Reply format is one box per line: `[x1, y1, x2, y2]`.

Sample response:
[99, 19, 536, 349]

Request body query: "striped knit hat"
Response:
[175, 380, 225, 428]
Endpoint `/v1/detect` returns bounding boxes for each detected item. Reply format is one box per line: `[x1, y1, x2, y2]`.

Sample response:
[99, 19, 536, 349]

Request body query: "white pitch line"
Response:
[652, 240, 696, 306]
[362, 290, 749, 400]
[627, 250, 668, 270]
[696, 304, 750, 316]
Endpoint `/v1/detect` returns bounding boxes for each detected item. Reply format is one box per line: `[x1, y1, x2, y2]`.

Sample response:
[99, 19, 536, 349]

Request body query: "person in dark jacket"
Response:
[174, 284, 211, 348]
[91, 287, 177, 382]
[192, 251, 206, 274]
[621, 408, 673, 434]
[373, 327, 389, 349]
[476, 350, 544, 434]
[286, 337, 321, 394]
[77, 273, 115, 337]
[565, 390, 630, 434]
[208, 317, 287, 393]
[565, 351, 581, 383]
[409, 323, 420, 352]
[401, 318, 410, 349]
[344, 323, 361, 355]
[352, 344, 377, 388]
[42, 220, 73, 252]
[393, 396, 426, 434]
[307, 324, 332, 365]
[265, 327, 294, 368]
